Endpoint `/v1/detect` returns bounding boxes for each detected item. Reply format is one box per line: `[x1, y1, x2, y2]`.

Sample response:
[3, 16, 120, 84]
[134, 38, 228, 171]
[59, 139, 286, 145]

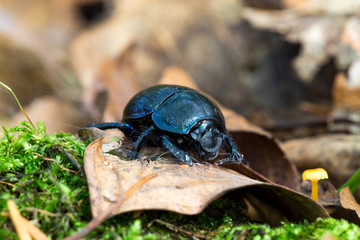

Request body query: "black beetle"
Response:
[92, 84, 243, 166]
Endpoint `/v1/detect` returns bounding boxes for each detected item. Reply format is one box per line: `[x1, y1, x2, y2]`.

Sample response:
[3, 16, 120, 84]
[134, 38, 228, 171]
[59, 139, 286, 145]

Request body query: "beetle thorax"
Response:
[190, 120, 223, 160]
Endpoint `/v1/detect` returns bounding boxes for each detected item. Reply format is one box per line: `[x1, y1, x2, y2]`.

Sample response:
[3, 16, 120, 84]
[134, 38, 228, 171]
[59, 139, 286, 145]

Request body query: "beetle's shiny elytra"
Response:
[92, 84, 243, 166]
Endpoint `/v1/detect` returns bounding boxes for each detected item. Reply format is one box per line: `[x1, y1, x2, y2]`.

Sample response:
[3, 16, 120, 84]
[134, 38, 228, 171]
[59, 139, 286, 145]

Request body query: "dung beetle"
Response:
[92, 84, 243, 166]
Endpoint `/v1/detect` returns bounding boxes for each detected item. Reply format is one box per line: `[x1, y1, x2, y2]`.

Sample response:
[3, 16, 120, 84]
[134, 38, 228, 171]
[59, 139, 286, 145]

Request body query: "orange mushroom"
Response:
[302, 168, 328, 202]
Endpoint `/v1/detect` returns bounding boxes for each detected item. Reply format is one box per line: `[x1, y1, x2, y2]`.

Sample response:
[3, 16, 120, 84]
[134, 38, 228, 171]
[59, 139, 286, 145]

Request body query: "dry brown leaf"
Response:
[84, 132, 329, 225]
[283, 134, 360, 192]
[333, 72, 360, 110]
[229, 131, 300, 190]
[158, 66, 199, 89]
[340, 187, 360, 218]
[0, 34, 55, 119]
[284, 0, 360, 15]
[243, 1, 360, 84]
[243, 9, 346, 83]
[70, 8, 138, 119]
[342, 17, 360, 56]
[100, 45, 142, 121]
[0, 0, 80, 49]
[245, 0, 360, 14]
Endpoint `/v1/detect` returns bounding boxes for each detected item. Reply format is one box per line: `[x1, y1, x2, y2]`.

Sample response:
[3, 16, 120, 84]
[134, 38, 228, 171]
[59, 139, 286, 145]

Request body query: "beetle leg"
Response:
[128, 126, 155, 159]
[159, 136, 196, 166]
[216, 135, 244, 165]
[89, 122, 136, 136]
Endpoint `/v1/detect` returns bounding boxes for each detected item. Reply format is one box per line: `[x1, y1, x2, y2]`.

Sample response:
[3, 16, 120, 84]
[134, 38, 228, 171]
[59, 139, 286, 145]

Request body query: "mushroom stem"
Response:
[311, 180, 318, 202]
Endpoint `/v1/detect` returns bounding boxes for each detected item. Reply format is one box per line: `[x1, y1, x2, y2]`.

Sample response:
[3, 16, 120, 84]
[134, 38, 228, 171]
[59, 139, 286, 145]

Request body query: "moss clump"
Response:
[214, 218, 360, 240]
[0, 121, 89, 238]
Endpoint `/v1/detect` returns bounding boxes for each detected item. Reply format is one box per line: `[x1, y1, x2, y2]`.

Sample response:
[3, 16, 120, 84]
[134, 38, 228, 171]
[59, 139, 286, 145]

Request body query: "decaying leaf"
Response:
[243, 1, 360, 83]
[340, 187, 360, 218]
[332, 68, 360, 111]
[330, 72, 360, 134]
[229, 131, 300, 190]
[99, 45, 142, 122]
[84, 132, 330, 226]
[283, 134, 360, 189]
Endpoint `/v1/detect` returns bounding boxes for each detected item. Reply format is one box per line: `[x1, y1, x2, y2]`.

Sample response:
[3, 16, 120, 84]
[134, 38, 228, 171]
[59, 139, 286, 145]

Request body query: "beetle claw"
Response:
[214, 150, 244, 166]
[183, 154, 194, 166]
[233, 151, 244, 164]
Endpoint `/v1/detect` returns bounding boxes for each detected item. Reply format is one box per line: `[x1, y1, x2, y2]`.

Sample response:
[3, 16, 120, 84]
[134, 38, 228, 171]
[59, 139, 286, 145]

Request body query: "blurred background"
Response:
[0, 0, 359, 135]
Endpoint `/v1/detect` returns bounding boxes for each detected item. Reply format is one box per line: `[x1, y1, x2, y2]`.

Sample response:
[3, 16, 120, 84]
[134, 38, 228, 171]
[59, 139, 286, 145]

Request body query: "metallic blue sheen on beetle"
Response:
[92, 84, 243, 166]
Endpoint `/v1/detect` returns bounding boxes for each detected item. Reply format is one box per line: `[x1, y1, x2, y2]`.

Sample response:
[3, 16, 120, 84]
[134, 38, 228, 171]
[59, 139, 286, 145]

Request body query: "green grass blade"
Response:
[0, 81, 34, 128]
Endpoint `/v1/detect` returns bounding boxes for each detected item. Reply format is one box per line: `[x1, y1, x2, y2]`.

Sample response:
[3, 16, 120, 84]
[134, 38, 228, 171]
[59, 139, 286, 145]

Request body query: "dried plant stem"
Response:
[7, 200, 49, 240]
[33, 153, 80, 175]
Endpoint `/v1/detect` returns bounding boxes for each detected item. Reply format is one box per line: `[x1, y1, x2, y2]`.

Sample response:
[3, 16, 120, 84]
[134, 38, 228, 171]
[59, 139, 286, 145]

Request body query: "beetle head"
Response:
[191, 121, 223, 160]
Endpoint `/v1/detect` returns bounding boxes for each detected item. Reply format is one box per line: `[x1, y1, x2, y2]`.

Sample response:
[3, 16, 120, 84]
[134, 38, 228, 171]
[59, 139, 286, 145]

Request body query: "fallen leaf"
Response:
[229, 131, 300, 190]
[330, 72, 360, 134]
[100, 45, 142, 122]
[158, 65, 199, 89]
[84, 133, 329, 226]
[0, 34, 55, 119]
[243, 7, 346, 83]
[333, 73, 360, 110]
[70, 6, 138, 120]
[284, 0, 360, 15]
[283, 134, 360, 189]
[340, 187, 360, 218]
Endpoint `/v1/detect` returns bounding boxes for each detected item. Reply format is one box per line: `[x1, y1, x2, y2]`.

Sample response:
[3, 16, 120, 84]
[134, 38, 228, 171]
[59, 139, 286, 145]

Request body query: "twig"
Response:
[51, 145, 86, 177]
[23, 207, 63, 217]
[0, 181, 14, 187]
[7, 200, 49, 240]
[8, 200, 32, 240]
[15, 179, 34, 192]
[0, 171, 44, 182]
[33, 153, 80, 175]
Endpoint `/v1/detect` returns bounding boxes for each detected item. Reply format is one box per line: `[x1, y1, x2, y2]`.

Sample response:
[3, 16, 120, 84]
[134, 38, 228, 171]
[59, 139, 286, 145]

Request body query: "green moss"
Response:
[1, 121, 360, 239]
[0, 121, 90, 238]
[214, 218, 360, 240]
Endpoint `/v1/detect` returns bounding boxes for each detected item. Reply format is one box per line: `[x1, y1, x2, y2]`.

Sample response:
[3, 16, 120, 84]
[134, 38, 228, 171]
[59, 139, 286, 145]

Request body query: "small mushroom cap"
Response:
[302, 168, 328, 181]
